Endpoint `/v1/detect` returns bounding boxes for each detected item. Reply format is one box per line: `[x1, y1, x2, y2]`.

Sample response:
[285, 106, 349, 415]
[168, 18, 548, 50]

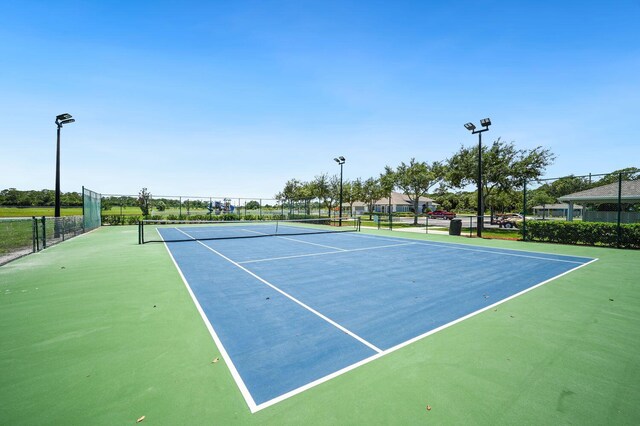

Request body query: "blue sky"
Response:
[1, 0, 639, 199]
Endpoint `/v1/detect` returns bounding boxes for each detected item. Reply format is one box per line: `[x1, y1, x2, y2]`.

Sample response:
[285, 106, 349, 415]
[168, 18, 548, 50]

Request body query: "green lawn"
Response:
[1, 226, 639, 425]
[0, 206, 83, 217]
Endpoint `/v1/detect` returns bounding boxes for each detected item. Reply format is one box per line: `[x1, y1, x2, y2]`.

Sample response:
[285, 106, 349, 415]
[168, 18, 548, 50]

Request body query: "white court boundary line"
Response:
[157, 227, 599, 413]
[346, 231, 593, 264]
[157, 229, 259, 412]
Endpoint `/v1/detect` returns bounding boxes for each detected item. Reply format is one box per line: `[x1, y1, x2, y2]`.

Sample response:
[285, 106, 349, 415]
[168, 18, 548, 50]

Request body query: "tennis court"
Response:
[3, 224, 640, 425]
[151, 220, 596, 412]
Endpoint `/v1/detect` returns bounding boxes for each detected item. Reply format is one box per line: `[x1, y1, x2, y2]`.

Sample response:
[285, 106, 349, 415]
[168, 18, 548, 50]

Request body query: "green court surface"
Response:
[1, 226, 639, 425]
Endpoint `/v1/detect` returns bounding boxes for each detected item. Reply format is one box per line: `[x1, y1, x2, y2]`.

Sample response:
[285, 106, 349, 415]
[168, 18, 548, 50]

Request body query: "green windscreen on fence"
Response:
[83, 187, 102, 231]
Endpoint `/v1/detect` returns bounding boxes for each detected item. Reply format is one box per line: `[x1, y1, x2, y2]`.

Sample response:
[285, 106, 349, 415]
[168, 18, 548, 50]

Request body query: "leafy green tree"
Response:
[359, 177, 384, 219]
[339, 181, 356, 216]
[245, 200, 260, 210]
[447, 138, 554, 219]
[312, 173, 332, 217]
[138, 188, 152, 217]
[528, 189, 556, 219]
[593, 167, 640, 186]
[391, 158, 444, 224]
[379, 167, 396, 218]
[537, 175, 591, 199]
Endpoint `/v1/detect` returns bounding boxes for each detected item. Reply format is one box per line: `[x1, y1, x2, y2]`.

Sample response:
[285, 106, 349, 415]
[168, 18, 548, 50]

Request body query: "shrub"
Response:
[524, 220, 640, 249]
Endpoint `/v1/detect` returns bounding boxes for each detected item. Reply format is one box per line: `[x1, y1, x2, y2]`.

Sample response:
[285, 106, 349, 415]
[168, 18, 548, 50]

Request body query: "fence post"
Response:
[32, 217, 38, 252]
[523, 179, 527, 241]
[41, 216, 47, 249]
[617, 172, 622, 248]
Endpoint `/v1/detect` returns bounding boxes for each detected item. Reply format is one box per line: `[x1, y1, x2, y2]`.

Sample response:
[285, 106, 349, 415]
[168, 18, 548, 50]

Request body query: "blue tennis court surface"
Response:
[158, 227, 596, 412]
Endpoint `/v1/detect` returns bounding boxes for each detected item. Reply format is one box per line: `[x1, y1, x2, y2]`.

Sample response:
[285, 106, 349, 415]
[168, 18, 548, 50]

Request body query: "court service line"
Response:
[238, 242, 418, 264]
[175, 228, 383, 354]
[346, 232, 591, 264]
[242, 228, 348, 251]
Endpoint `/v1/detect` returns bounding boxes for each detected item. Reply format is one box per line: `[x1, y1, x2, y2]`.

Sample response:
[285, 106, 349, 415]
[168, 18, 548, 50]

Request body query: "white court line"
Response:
[252, 256, 600, 412]
[345, 232, 591, 264]
[157, 228, 259, 412]
[174, 228, 383, 357]
[242, 228, 348, 251]
[159, 226, 599, 413]
[238, 242, 418, 264]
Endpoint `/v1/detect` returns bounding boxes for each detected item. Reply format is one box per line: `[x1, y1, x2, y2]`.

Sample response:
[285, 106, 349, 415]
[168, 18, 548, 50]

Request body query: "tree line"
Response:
[0, 189, 83, 207]
[275, 137, 639, 225]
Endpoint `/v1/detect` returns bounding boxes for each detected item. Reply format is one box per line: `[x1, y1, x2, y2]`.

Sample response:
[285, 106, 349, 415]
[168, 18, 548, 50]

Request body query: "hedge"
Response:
[523, 220, 640, 249]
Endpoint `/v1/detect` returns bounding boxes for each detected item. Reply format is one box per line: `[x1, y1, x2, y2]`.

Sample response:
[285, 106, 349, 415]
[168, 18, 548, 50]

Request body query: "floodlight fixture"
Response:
[334, 156, 345, 165]
[480, 118, 492, 127]
[54, 113, 75, 221]
[464, 122, 476, 131]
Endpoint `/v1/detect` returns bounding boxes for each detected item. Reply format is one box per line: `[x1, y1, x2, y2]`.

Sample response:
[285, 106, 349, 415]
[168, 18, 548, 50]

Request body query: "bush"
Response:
[524, 220, 640, 249]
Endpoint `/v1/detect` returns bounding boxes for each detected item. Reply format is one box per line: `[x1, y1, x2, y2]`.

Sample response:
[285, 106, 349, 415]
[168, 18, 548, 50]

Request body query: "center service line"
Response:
[175, 228, 383, 354]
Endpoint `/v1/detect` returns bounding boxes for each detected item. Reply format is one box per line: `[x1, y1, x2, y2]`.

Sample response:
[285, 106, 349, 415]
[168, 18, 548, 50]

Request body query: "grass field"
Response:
[0, 206, 83, 217]
[0, 219, 33, 255]
[1, 226, 639, 425]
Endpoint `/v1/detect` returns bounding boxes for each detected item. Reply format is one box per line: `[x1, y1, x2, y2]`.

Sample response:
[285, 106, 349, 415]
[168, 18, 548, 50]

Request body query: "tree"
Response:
[328, 174, 341, 217]
[538, 175, 591, 199]
[359, 177, 384, 219]
[447, 138, 554, 219]
[245, 200, 260, 210]
[313, 173, 331, 217]
[341, 181, 356, 216]
[379, 166, 396, 219]
[528, 189, 555, 219]
[138, 188, 152, 217]
[391, 158, 444, 224]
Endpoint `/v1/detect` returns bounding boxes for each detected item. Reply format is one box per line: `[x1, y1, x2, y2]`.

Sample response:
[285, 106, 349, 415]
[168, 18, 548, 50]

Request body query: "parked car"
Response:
[427, 210, 456, 220]
[495, 213, 523, 228]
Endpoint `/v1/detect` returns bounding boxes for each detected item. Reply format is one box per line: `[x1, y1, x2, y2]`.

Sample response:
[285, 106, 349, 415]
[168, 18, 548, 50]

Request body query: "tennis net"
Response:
[138, 217, 361, 244]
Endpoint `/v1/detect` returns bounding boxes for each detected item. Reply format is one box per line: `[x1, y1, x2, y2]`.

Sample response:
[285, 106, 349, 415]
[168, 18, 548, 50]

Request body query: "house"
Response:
[557, 180, 640, 223]
[350, 192, 437, 215]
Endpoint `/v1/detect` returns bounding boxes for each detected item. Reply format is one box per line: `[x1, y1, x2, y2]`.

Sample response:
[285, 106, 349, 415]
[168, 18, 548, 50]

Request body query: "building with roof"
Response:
[558, 180, 640, 223]
[351, 192, 437, 215]
[532, 203, 583, 218]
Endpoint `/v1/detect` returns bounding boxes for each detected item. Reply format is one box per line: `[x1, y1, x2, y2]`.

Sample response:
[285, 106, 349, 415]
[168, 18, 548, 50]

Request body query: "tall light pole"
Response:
[464, 118, 491, 237]
[55, 113, 75, 218]
[334, 156, 345, 226]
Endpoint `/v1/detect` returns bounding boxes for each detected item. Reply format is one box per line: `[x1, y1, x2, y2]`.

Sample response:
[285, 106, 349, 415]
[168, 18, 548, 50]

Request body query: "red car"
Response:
[427, 210, 456, 220]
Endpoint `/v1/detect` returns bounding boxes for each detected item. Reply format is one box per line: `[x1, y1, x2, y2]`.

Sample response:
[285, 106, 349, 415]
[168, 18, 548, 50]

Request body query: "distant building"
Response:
[558, 180, 640, 223]
[532, 203, 583, 218]
[351, 192, 437, 215]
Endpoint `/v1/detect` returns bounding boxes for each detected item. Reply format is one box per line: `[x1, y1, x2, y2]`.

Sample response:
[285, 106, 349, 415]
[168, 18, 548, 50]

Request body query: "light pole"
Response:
[334, 156, 345, 226]
[55, 113, 75, 218]
[464, 118, 491, 237]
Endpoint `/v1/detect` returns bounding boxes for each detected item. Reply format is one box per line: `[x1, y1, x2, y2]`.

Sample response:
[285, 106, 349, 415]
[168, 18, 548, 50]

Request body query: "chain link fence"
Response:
[0, 187, 102, 266]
